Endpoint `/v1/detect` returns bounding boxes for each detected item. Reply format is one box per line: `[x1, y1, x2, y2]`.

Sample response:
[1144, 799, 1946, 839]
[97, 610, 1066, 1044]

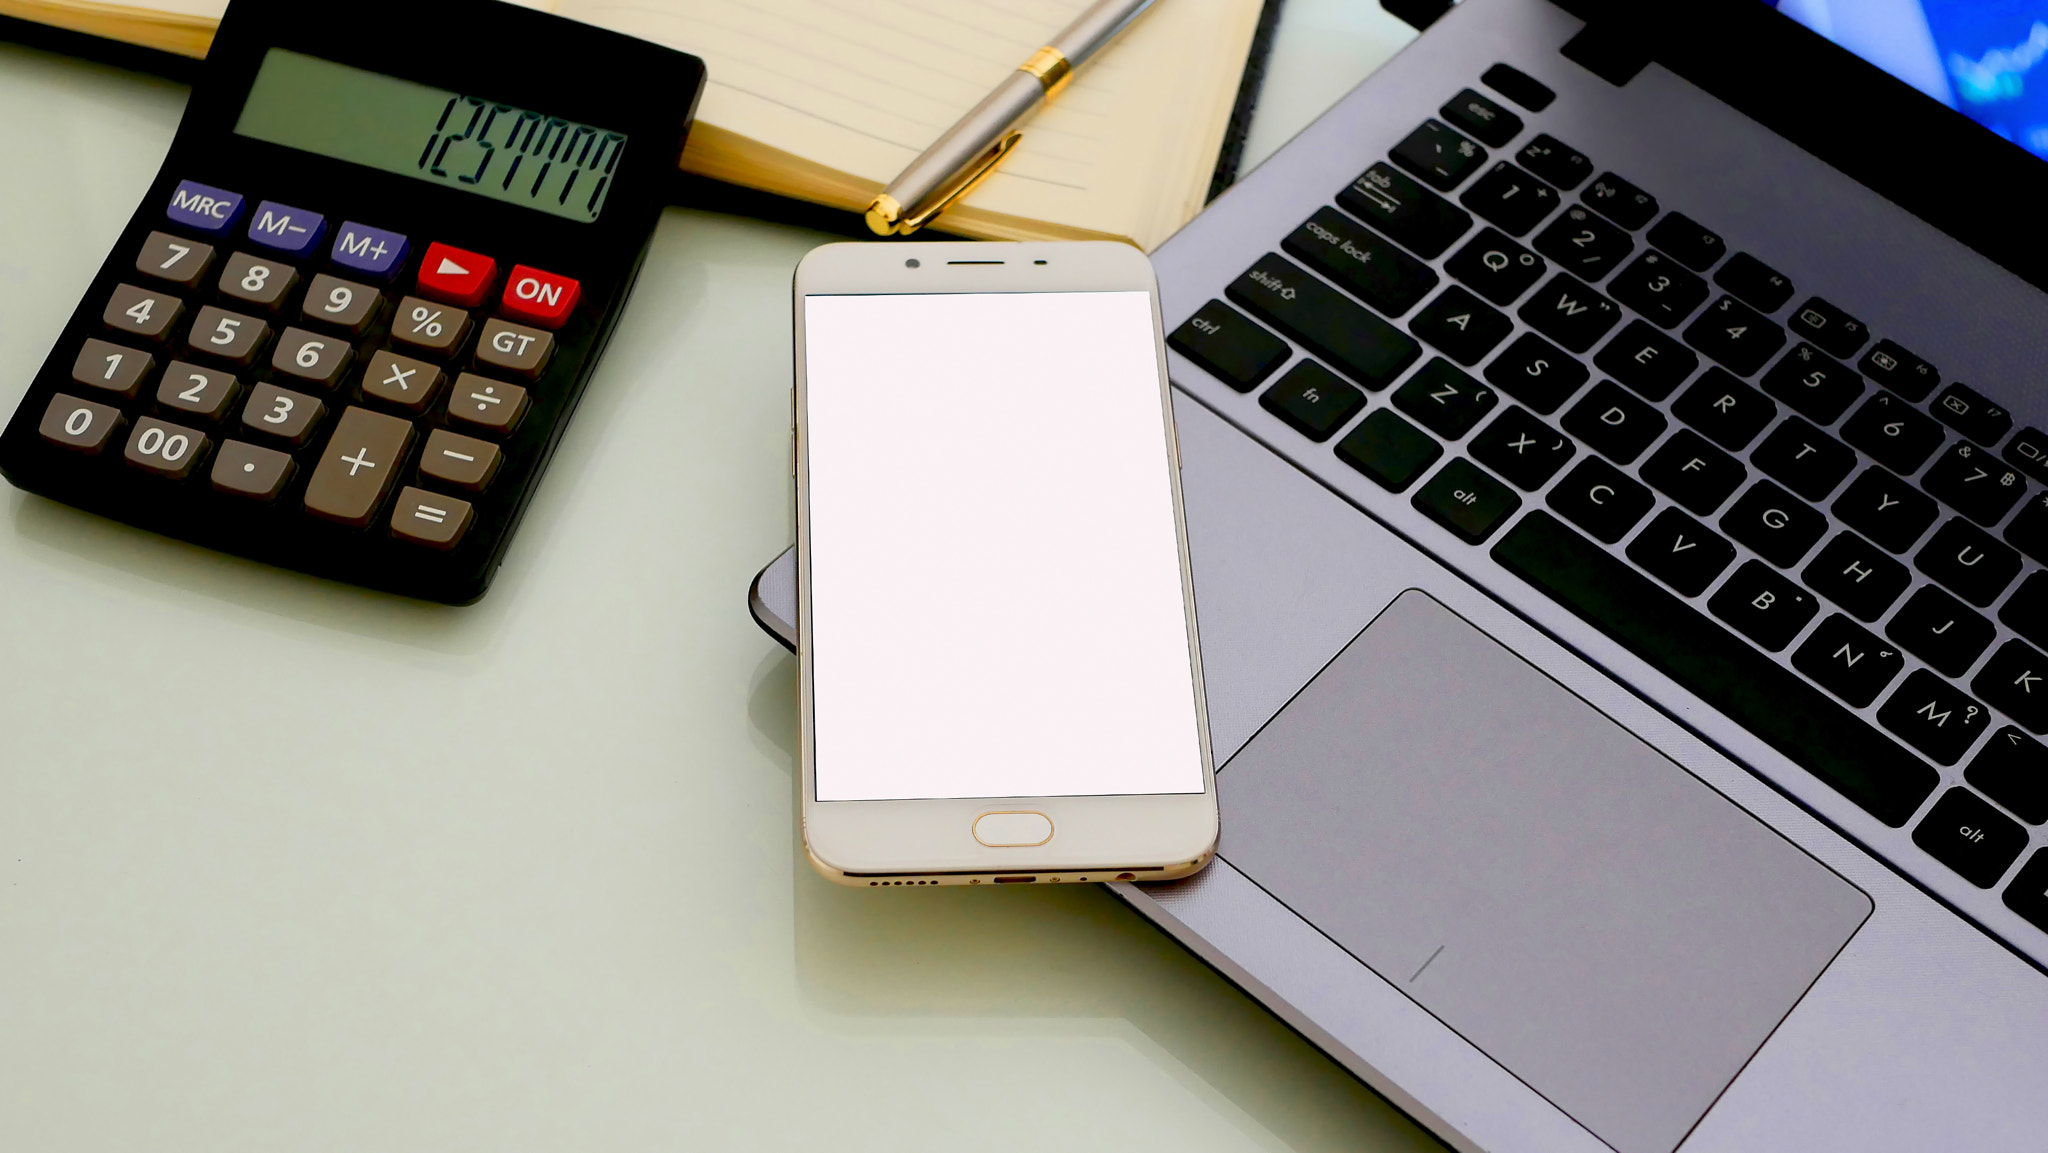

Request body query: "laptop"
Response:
[750, 0, 2048, 1148]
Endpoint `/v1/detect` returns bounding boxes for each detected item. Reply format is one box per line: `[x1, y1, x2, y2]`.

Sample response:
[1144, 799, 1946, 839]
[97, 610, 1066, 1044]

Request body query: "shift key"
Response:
[1226, 254, 1420, 390]
[304, 406, 415, 526]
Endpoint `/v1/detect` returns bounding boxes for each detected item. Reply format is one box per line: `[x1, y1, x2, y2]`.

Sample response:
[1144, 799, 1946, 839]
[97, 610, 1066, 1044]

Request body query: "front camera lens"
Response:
[905, 258, 920, 269]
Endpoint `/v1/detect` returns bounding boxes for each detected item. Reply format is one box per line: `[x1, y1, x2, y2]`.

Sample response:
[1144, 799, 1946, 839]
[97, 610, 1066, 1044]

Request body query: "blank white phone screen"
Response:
[804, 291, 1204, 802]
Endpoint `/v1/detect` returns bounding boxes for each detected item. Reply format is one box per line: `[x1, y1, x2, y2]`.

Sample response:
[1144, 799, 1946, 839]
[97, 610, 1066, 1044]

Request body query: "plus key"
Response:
[304, 406, 415, 527]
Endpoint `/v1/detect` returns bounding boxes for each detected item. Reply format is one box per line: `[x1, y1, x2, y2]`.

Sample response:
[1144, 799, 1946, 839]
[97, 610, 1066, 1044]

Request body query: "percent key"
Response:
[391, 295, 471, 357]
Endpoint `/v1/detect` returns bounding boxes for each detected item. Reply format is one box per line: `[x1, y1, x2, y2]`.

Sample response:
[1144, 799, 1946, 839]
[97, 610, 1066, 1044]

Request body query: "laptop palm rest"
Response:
[1217, 589, 1871, 1153]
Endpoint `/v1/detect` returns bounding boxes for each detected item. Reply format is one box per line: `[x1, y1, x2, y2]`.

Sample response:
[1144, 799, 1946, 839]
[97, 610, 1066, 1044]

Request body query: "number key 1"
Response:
[302, 273, 381, 335]
[71, 338, 154, 399]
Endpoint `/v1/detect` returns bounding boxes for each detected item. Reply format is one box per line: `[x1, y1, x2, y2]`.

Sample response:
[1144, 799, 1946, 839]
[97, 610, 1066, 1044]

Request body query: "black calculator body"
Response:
[0, 0, 704, 603]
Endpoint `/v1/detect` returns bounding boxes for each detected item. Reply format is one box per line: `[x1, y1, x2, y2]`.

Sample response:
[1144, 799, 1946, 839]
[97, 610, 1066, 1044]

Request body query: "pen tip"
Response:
[865, 196, 903, 236]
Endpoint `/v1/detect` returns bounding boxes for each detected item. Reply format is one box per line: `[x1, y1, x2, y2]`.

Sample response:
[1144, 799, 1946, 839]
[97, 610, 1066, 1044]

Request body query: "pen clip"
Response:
[897, 131, 1022, 235]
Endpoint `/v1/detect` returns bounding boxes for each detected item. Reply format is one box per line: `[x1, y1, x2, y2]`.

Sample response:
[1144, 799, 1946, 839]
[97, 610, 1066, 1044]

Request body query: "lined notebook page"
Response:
[565, 0, 1258, 245]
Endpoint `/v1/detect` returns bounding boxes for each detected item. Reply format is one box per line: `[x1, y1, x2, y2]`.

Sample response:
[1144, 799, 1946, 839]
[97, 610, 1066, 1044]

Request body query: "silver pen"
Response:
[864, 0, 1160, 236]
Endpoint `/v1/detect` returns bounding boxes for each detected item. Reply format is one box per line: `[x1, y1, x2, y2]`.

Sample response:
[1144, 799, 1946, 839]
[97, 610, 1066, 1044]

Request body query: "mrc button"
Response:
[500, 264, 581, 328]
[165, 179, 244, 235]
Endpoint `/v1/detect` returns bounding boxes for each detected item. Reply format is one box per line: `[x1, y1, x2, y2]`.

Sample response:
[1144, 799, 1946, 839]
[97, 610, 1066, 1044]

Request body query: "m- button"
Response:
[499, 264, 580, 329]
[303, 406, 414, 526]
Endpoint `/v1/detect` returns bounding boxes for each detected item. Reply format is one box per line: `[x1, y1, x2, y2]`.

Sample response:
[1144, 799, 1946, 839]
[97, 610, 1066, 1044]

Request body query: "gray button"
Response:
[122, 416, 209, 479]
[360, 349, 444, 413]
[218, 251, 299, 311]
[156, 360, 239, 419]
[37, 393, 122, 454]
[241, 381, 325, 446]
[270, 326, 353, 389]
[186, 305, 270, 367]
[71, 338, 154, 399]
[135, 230, 215, 289]
[210, 439, 295, 500]
[104, 282, 184, 342]
[475, 318, 554, 379]
[301, 273, 381, 334]
[390, 295, 470, 357]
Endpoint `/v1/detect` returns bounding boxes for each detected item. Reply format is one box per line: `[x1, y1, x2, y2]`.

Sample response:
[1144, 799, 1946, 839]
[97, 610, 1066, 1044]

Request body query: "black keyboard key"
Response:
[1802, 532, 1909, 621]
[1532, 205, 1632, 280]
[1336, 408, 1442, 492]
[1788, 297, 1870, 359]
[1969, 727, 2048, 824]
[1685, 296, 1786, 376]
[1260, 360, 1366, 441]
[1562, 380, 1665, 464]
[1673, 367, 1776, 450]
[1722, 479, 1826, 567]
[1793, 614, 1903, 708]
[2007, 850, 2048, 930]
[1338, 164, 1474, 260]
[1392, 119, 1486, 191]
[1641, 429, 1745, 514]
[1608, 250, 1709, 329]
[1459, 163, 1559, 236]
[1593, 319, 1698, 401]
[1917, 518, 2021, 606]
[2000, 570, 2048, 649]
[1922, 441, 2026, 526]
[1753, 417, 1855, 501]
[1393, 357, 1497, 439]
[1283, 206, 1440, 317]
[1481, 63, 1555, 111]
[1712, 252, 1795, 313]
[1834, 467, 1938, 553]
[1886, 584, 1994, 676]
[1517, 273, 1621, 352]
[1410, 285, 1512, 365]
[1515, 133, 1589, 189]
[1879, 671, 1991, 766]
[1841, 391, 1943, 475]
[1492, 511, 1938, 824]
[1470, 406, 1574, 489]
[2006, 491, 2048, 563]
[1167, 300, 1289, 392]
[1974, 639, 2048, 734]
[1228, 254, 1422, 389]
[1709, 559, 1819, 651]
[1643, 212, 1726, 272]
[1912, 787, 2025, 886]
[2004, 426, 2048, 485]
[1582, 172, 1658, 230]
[1628, 507, 1736, 596]
[1760, 343, 1864, 425]
[1412, 457, 1520, 541]
[1440, 88, 1523, 147]
[1446, 228, 1546, 306]
[1859, 339, 1939, 403]
[1547, 456, 1652, 542]
[1483, 332, 1588, 413]
[1932, 382, 2013, 446]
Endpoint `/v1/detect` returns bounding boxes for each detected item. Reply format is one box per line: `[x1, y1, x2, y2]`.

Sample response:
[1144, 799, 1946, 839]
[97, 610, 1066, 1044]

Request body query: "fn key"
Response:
[1169, 300, 1289, 392]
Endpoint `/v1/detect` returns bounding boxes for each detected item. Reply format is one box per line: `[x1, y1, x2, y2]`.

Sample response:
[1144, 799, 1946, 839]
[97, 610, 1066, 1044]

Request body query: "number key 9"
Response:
[301, 273, 382, 335]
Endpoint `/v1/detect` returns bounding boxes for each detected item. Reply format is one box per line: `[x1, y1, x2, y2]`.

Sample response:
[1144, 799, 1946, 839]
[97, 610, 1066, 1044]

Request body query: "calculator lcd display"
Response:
[233, 49, 625, 223]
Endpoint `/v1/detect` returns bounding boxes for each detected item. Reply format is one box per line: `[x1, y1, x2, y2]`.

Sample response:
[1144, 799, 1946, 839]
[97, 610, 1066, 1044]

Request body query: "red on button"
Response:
[416, 242, 497, 308]
[501, 265, 580, 329]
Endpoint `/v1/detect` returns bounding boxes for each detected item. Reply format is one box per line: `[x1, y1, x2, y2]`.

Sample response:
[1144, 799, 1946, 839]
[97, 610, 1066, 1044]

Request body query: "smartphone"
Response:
[792, 240, 1217, 887]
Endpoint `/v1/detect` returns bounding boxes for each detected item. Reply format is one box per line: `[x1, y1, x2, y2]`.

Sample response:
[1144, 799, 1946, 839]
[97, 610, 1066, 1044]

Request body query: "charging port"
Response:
[993, 875, 1037, 884]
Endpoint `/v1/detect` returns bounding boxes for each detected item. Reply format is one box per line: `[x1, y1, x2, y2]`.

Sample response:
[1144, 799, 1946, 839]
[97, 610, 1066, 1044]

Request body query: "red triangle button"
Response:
[416, 242, 496, 308]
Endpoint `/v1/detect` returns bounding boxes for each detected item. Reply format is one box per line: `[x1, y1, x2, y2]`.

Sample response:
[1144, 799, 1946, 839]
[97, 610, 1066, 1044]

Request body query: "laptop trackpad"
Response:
[1218, 590, 1871, 1153]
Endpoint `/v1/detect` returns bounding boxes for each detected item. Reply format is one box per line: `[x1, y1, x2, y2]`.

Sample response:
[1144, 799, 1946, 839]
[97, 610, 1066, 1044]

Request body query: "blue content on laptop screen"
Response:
[1769, 0, 2048, 158]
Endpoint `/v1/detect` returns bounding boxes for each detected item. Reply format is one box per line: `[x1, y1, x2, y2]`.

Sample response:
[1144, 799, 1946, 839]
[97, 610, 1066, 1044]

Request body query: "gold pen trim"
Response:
[898, 131, 1023, 234]
[865, 194, 904, 236]
[1020, 46, 1073, 97]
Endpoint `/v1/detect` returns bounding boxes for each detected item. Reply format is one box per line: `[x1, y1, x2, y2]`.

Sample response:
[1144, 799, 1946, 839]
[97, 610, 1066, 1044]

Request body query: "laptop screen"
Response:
[1767, 1, 2048, 160]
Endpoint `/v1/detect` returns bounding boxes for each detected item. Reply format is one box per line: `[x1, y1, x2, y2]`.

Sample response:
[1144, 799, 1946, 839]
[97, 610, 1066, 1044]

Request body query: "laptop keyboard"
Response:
[1167, 67, 2048, 946]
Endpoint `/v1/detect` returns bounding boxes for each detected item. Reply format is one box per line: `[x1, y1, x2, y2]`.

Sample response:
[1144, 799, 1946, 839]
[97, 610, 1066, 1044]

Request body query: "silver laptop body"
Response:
[754, 1, 2048, 1148]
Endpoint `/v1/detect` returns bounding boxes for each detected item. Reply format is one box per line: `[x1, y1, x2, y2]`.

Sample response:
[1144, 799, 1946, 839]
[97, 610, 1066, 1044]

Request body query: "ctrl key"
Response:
[37, 393, 123, 454]
[390, 486, 474, 548]
[1167, 300, 1289, 392]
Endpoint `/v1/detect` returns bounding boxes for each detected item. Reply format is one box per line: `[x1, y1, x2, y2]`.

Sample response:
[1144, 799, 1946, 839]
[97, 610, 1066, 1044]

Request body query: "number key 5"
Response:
[186, 305, 271, 367]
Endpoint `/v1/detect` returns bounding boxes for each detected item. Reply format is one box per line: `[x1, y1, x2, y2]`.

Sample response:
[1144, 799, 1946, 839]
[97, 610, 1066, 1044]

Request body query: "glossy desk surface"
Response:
[0, 6, 1440, 1150]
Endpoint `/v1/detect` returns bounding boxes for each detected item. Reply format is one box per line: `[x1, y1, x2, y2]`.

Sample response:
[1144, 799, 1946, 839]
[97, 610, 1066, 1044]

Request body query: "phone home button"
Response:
[973, 811, 1054, 847]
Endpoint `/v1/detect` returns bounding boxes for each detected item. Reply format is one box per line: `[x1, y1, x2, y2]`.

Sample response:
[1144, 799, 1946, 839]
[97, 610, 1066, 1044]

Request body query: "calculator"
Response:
[0, 0, 705, 603]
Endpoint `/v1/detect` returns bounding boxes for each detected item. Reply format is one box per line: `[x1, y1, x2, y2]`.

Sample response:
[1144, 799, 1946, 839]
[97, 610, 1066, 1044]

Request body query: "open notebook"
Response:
[0, 0, 1263, 248]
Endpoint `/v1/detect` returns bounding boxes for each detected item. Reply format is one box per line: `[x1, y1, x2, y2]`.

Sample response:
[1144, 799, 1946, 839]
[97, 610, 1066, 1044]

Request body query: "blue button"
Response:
[329, 221, 409, 280]
[165, 179, 244, 235]
[245, 200, 327, 256]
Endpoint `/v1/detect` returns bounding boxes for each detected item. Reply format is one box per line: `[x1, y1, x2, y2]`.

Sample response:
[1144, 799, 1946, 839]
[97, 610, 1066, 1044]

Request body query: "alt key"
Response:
[1412, 457, 1521, 543]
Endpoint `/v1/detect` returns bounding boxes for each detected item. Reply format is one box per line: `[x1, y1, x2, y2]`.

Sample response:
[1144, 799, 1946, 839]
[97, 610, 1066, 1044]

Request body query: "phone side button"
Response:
[973, 811, 1054, 847]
